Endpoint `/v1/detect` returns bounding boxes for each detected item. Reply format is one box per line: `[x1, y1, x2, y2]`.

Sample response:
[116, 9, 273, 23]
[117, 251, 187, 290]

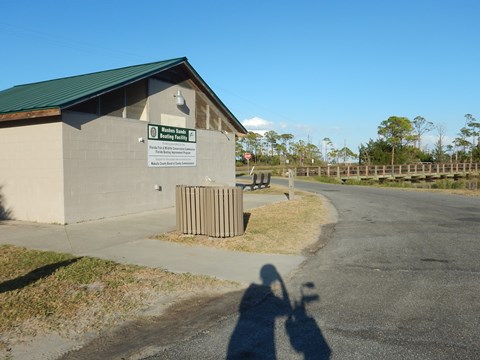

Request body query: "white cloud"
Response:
[242, 117, 275, 137]
[250, 130, 269, 136]
[242, 117, 316, 140]
[242, 116, 273, 129]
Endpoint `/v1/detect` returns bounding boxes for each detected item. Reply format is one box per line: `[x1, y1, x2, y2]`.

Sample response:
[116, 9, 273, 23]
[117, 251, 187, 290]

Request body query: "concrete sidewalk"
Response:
[0, 194, 305, 284]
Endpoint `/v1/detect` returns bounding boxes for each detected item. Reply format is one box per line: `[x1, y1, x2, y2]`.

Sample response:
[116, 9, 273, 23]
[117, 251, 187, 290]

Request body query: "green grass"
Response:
[430, 179, 468, 189]
[290, 175, 341, 184]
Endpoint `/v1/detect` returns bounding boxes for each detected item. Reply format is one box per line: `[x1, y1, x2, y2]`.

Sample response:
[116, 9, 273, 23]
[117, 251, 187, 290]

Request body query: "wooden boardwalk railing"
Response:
[291, 163, 480, 180]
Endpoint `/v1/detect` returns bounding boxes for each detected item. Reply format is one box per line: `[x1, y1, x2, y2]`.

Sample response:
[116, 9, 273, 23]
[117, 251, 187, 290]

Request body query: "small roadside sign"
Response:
[244, 152, 252, 173]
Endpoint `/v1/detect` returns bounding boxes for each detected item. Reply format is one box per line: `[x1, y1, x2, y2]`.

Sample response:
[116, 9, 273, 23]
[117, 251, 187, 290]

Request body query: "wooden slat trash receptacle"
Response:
[176, 185, 207, 235]
[176, 185, 244, 237]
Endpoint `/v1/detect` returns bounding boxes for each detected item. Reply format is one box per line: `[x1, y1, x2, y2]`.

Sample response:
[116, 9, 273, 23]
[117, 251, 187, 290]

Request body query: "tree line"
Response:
[361, 114, 480, 165]
[236, 130, 356, 166]
[236, 114, 480, 166]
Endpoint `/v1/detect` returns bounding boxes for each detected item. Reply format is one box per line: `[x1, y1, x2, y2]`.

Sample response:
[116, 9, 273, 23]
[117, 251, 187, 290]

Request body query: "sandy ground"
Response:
[3, 289, 236, 360]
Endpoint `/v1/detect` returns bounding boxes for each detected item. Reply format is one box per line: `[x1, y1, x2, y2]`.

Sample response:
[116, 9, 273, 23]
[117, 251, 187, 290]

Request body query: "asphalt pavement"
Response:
[138, 179, 480, 360]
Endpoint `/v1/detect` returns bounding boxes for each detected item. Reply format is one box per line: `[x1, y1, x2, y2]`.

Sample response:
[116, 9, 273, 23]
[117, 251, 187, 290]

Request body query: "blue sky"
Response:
[1, 0, 479, 153]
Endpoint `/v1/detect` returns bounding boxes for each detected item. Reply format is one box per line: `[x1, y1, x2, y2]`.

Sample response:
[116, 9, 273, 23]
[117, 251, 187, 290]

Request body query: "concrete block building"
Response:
[0, 58, 247, 224]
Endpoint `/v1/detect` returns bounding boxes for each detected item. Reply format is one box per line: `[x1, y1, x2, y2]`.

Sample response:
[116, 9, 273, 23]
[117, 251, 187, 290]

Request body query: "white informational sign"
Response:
[147, 124, 197, 167]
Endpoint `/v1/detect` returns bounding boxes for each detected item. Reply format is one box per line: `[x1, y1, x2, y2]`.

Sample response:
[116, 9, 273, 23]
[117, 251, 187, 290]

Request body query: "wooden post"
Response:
[206, 105, 210, 130]
[288, 169, 295, 201]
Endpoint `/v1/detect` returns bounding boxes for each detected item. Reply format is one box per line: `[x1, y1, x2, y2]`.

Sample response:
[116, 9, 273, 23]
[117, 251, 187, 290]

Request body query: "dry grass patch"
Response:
[418, 188, 480, 197]
[387, 187, 480, 197]
[0, 245, 234, 352]
[154, 191, 327, 255]
[448, 189, 480, 196]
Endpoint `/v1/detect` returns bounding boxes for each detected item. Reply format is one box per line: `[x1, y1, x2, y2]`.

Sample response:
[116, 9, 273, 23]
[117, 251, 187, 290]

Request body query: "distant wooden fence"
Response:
[291, 163, 480, 179]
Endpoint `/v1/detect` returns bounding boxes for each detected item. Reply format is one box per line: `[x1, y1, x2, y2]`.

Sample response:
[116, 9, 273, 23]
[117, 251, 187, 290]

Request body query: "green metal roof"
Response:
[0, 57, 247, 134]
[0, 57, 187, 115]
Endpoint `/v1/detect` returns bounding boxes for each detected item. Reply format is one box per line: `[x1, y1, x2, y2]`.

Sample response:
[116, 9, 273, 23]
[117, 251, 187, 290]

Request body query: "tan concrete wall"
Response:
[62, 110, 235, 223]
[0, 119, 65, 223]
[148, 79, 196, 127]
[196, 129, 236, 185]
[0, 79, 236, 224]
[62, 113, 154, 223]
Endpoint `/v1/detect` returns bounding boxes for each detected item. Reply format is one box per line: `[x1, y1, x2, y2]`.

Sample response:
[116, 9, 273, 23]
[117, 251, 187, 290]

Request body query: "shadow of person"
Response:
[227, 264, 291, 360]
[286, 282, 331, 359]
[0, 258, 81, 294]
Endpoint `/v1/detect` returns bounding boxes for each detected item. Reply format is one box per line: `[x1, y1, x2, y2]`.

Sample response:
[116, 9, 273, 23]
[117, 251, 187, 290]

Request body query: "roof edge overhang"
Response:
[0, 108, 61, 122]
[0, 58, 248, 135]
[60, 57, 188, 111]
[180, 61, 248, 135]
[0, 58, 188, 123]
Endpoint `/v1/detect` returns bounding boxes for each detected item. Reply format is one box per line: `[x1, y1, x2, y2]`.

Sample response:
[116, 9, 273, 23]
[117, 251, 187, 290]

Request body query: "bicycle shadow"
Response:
[227, 264, 331, 359]
[286, 282, 331, 359]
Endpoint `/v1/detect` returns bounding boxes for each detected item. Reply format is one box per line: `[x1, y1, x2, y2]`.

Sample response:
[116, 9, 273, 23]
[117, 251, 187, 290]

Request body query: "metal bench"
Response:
[242, 173, 258, 190]
[243, 172, 272, 190]
[259, 172, 271, 188]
